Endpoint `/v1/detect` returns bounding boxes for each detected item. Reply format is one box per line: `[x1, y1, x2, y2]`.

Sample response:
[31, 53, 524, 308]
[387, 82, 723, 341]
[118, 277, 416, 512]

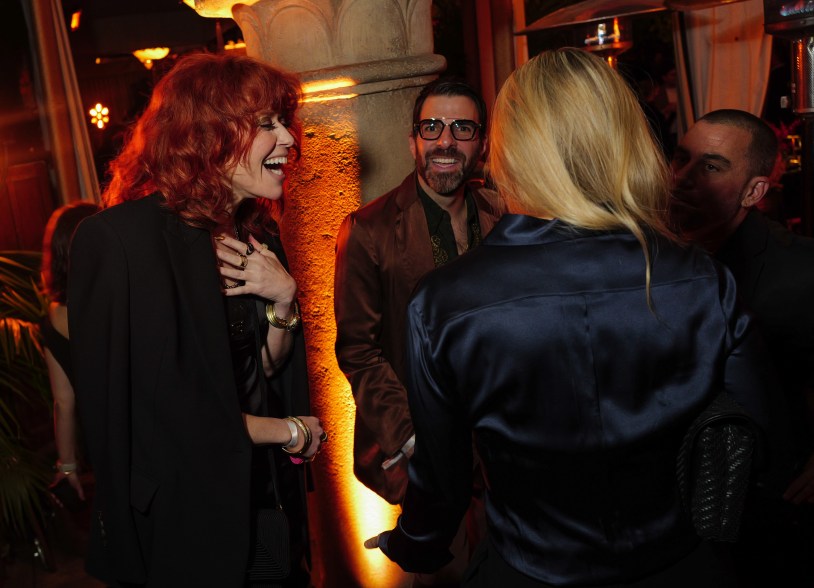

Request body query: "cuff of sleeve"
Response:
[382, 434, 416, 470]
[379, 517, 453, 574]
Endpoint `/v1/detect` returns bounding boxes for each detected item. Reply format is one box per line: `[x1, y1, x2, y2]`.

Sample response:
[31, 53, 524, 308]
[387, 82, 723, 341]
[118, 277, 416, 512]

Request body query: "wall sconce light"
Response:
[132, 47, 170, 70]
[223, 40, 247, 52]
[70, 10, 81, 31]
[89, 103, 109, 129]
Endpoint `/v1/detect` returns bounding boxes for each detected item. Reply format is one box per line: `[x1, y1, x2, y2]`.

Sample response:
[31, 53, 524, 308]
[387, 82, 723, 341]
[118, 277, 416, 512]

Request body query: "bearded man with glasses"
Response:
[334, 78, 505, 585]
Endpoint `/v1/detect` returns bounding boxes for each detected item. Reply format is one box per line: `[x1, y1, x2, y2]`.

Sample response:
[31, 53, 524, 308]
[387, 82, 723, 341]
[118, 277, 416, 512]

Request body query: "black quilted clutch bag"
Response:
[676, 392, 760, 542]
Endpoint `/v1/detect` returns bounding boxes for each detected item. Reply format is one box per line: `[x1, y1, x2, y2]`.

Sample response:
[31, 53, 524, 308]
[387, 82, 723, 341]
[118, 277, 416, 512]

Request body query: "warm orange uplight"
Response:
[70, 10, 81, 31]
[613, 18, 621, 41]
[302, 78, 356, 94]
[301, 94, 358, 104]
[301, 79, 358, 104]
[283, 110, 409, 586]
[89, 103, 109, 129]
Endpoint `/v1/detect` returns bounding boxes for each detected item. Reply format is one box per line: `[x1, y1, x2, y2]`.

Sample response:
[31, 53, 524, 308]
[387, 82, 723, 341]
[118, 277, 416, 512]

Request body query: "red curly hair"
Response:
[104, 52, 301, 234]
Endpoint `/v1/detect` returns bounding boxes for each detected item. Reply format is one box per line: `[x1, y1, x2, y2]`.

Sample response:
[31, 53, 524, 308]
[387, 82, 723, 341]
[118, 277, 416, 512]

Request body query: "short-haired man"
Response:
[671, 109, 814, 587]
[335, 79, 504, 503]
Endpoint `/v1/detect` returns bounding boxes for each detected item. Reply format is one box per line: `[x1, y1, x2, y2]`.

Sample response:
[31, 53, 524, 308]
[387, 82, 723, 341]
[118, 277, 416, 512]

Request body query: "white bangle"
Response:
[57, 461, 77, 475]
[284, 418, 299, 449]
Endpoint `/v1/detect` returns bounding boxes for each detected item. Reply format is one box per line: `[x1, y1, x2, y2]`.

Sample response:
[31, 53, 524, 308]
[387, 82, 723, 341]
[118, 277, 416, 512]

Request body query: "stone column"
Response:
[234, 0, 444, 202]
[230, 2, 444, 585]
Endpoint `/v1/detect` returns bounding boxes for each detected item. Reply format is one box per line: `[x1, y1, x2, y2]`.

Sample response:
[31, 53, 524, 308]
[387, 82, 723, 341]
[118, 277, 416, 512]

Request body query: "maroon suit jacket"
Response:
[334, 172, 505, 503]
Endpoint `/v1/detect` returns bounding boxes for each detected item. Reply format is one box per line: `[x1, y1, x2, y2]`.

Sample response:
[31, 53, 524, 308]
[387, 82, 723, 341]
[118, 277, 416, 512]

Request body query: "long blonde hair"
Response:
[489, 49, 676, 298]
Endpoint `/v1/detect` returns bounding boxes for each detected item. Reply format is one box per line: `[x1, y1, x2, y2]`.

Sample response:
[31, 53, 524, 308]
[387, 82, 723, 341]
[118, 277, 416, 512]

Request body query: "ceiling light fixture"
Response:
[182, 0, 260, 18]
[132, 47, 170, 70]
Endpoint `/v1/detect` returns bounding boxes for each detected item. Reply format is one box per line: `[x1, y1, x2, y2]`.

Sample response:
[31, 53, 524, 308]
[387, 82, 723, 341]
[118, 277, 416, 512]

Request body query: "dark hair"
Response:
[42, 202, 100, 303]
[698, 109, 778, 177]
[104, 52, 301, 234]
[412, 78, 487, 135]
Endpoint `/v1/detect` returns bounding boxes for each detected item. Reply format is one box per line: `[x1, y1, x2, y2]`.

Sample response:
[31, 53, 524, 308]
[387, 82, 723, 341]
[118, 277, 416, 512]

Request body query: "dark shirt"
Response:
[417, 181, 483, 267]
[40, 315, 73, 386]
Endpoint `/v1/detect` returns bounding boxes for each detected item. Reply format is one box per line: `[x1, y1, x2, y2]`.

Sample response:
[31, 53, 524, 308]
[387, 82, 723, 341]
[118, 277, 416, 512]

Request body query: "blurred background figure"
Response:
[40, 201, 99, 508]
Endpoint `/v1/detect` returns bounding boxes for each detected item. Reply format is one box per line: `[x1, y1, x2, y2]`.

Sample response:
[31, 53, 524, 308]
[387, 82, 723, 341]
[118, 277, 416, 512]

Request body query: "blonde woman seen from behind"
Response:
[368, 48, 776, 587]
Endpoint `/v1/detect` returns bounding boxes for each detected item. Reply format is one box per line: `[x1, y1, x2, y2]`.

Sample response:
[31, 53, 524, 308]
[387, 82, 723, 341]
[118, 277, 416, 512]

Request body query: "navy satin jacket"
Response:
[382, 215, 773, 585]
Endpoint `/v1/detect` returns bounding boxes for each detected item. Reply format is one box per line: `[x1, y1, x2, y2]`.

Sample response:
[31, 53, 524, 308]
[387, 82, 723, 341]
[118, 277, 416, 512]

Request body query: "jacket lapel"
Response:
[473, 187, 505, 234]
[393, 173, 436, 285]
[719, 211, 769, 302]
[163, 215, 238, 409]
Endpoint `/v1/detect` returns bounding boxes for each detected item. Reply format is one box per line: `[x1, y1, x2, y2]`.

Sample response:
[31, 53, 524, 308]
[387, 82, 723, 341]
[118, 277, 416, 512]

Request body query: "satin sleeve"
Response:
[379, 291, 470, 573]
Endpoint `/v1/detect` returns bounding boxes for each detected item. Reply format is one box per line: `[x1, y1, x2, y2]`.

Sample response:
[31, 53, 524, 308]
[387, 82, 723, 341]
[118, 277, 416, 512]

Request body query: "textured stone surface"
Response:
[231, 1, 443, 585]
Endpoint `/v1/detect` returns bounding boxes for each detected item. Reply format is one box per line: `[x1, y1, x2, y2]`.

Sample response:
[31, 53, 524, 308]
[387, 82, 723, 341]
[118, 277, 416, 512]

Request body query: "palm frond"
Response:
[0, 447, 51, 539]
[0, 252, 46, 323]
[0, 251, 52, 541]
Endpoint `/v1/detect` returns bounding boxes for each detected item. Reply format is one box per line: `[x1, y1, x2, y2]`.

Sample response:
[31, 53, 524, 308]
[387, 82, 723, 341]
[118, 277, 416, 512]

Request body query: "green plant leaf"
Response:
[0, 251, 52, 540]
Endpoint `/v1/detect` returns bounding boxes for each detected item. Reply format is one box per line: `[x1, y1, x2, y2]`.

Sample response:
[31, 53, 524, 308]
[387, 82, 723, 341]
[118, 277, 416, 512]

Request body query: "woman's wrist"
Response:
[56, 460, 78, 475]
[284, 418, 299, 450]
[271, 299, 293, 317]
[282, 416, 312, 458]
[266, 300, 301, 332]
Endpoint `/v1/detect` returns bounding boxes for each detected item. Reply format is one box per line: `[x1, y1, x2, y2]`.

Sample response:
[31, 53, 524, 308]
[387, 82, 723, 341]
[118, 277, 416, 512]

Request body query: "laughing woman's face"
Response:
[230, 114, 295, 204]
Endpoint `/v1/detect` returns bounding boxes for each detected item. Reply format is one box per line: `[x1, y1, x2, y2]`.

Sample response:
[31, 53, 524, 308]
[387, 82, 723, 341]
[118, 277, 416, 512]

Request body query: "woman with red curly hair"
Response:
[68, 52, 325, 587]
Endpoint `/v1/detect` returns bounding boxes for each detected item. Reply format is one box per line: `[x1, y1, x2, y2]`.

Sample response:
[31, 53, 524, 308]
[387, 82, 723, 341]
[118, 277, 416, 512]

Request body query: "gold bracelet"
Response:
[292, 416, 312, 452]
[266, 300, 301, 332]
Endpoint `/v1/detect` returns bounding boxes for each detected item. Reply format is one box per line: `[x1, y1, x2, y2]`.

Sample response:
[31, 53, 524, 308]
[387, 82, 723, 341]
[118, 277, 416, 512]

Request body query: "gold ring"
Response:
[238, 253, 248, 270]
[260, 243, 269, 251]
[319, 431, 328, 443]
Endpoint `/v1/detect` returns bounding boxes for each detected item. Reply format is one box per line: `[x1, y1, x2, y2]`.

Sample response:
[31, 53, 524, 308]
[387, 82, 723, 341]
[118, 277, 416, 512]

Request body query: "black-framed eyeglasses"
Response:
[413, 119, 482, 141]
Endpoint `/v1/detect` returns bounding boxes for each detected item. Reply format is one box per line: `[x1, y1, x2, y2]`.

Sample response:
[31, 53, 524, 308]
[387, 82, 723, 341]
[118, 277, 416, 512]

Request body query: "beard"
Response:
[418, 147, 480, 195]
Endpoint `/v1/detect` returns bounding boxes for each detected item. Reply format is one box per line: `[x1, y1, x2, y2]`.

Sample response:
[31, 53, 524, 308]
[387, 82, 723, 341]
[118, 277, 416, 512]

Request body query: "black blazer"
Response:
[717, 209, 814, 478]
[718, 210, 814, 406]
[69, 194, 253, 586]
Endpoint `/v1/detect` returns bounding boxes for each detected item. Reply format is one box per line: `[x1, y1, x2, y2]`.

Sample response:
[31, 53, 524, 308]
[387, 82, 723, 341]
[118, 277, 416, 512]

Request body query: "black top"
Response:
[227, 294, 269, 416]
[40, 314, 73, 386]
[224, 232, 313, 583]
